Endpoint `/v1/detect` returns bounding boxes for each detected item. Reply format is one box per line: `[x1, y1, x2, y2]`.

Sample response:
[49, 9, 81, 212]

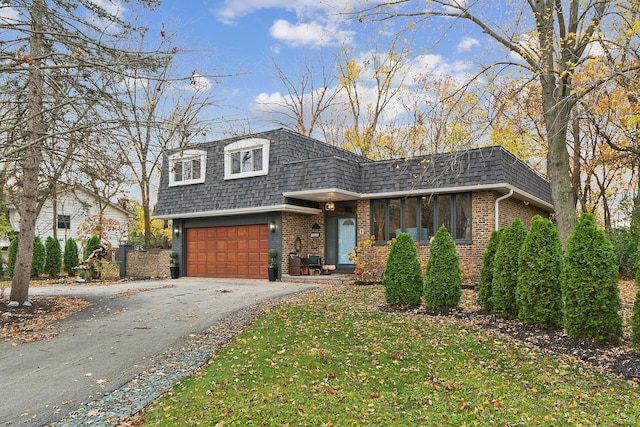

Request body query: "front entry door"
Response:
[326, 216, 356, 273]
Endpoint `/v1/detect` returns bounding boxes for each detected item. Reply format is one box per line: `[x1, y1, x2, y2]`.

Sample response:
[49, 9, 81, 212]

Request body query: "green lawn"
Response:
[141, 285, 640, 426]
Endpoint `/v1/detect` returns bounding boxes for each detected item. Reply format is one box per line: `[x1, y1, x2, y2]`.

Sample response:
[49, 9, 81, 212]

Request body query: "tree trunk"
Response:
[11, 0, 45, 304]
[541, 76, 577, 248]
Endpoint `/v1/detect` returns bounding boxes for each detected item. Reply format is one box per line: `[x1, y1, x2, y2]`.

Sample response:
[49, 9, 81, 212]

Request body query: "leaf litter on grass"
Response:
[140, 284, 640, 426]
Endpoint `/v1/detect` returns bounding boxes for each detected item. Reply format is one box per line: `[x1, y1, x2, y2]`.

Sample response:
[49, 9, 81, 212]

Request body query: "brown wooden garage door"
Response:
[185, 224, 269, 279]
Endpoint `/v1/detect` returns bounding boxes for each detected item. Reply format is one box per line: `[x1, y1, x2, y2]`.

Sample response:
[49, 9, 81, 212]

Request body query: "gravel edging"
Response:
[56, 288, 322, 426]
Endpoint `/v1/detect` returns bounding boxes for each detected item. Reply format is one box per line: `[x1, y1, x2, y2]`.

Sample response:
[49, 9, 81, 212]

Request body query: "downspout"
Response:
[494, 189, 514, 231]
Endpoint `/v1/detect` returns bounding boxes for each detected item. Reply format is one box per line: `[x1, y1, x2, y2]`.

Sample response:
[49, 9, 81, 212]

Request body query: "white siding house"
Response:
[9, 187, 133, 249]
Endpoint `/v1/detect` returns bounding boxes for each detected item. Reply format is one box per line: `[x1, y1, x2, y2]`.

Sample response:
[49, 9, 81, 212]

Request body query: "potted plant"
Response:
[169, 251, 179, 279]
[267, 249, 278, 281]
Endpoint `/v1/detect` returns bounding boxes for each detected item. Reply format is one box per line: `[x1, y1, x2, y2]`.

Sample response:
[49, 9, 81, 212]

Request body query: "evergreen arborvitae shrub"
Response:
[382, 232, 423, 307]
[31, 236, 45, 277]
[492, 219, 527, 319]
[515, 215, 564, 328]
[632, 278, 640, 347]
[84, 235, 101, 260]
[424, 225, 462, 310]
[44, 236, 62, 277]
[561, 213, 622, 343]
[64, 238, 79, 276]
[7, 237, 18, 277]
[477, 229, 502, 312]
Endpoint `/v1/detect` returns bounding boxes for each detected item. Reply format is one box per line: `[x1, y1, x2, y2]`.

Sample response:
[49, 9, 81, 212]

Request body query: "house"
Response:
[9, 186, 133, 250]
[153, 128, 553, 283]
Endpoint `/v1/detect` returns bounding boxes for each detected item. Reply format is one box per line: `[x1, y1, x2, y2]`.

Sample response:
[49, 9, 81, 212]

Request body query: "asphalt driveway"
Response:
[0, 278, 317, 426]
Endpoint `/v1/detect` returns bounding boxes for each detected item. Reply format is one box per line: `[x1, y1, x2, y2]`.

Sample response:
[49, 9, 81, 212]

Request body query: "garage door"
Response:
[185, 224, 269, 279]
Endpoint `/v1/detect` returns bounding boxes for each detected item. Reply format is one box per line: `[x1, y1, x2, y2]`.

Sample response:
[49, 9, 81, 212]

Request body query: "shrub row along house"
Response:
[154, 128, 553, 283]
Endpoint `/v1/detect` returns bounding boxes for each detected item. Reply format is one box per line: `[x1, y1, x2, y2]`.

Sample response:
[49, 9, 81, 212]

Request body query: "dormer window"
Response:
[169, 149, 207, 186]
[224, 138, 270, 180]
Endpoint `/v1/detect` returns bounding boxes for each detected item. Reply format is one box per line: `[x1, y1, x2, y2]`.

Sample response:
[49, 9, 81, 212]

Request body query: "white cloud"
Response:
[269, 19, 353, 48]
[214, 0, 358, 25]
[457, 36, 479, 53]
[0, 5, 20, 22]
[185, 73, 212, 92]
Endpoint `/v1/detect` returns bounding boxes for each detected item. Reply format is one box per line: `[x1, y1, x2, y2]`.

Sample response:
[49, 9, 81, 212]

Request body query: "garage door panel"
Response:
[186, 225, 269, 279]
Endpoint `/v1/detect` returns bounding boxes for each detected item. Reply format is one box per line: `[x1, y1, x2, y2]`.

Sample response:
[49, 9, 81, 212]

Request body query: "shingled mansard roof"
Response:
[154, 128, 553, 219]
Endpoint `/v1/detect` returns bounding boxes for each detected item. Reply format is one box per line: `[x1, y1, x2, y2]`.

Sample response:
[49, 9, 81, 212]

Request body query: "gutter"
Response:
[494, 189, 514, 231]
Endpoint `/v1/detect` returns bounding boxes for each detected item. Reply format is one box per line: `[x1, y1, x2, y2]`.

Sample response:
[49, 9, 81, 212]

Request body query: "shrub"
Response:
[632, 284, 640, 348]
[7, 237, 18, 277]
[608, 227, 637, 279]
[477, 229, 502, 312]
[44, 236, 62, 277]
[84, 235, 101, 260]
[31, 236, 45, 277]
[561, 213, 622, 343]
[382, 232, 423, 307]
[63, 238, 79, 276]
[515, 216, 564, 328]
[492, 219, 527, 319]
[424, 225, 462, 310]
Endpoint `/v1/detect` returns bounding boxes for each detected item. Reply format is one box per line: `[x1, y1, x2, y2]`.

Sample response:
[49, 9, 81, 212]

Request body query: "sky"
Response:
[143, 0, 495, 138]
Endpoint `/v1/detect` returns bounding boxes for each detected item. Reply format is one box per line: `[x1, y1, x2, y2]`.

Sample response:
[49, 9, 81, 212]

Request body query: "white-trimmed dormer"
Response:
[169, 149, 207, 186]
[224, 138, 270, 180]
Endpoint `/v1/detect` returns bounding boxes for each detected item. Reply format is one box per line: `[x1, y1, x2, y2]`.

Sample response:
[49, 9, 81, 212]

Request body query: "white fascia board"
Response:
[153, 204, 322, 220]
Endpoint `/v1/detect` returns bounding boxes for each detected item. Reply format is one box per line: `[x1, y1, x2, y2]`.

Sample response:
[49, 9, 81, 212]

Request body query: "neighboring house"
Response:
[154, 128, 553, 283]
[9, 186, 133, 250]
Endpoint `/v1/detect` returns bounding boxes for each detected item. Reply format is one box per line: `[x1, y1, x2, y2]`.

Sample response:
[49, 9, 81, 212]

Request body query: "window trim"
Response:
[168, 149, 207, 186]
[224, 138, 270, 180]
[370, 193, 472, 244]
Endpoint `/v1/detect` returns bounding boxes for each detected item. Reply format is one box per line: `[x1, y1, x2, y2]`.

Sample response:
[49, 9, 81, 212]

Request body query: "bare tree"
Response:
[106, 33, 223, 247]
[258, 55, 342, 140]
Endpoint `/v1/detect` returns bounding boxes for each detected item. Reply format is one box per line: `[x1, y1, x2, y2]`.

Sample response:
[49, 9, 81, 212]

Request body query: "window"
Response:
[169, 149, 207, 186]
[58, 214, 71, 229]
[224, 138, 270, 180]
[370, 193, 472, 243]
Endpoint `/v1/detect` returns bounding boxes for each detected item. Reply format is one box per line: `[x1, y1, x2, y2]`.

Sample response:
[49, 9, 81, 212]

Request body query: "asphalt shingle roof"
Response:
[153, 128, 552, 218]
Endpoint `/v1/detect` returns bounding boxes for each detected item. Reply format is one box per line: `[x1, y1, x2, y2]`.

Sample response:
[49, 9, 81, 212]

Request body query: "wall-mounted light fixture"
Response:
[173, 226, 180, 237]
[325, 201, 335, 212]
[269, 221, 277, 233]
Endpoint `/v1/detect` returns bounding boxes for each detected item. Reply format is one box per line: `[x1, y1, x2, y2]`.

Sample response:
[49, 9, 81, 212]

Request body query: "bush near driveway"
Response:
[561, 213, 622, 343]
[424, 225, 462, 310]
[382, 232, 423, 307]
[516, 215, 564, 328]
[63, 237, 79, 276]
[44, 236, 62, 277]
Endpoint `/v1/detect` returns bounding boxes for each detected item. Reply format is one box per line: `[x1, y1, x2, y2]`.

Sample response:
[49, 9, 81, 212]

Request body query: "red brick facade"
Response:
[282, 192, 549, 285]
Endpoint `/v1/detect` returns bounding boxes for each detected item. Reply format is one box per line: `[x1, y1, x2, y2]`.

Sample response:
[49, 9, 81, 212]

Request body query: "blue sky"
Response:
[143, 0, 494, 136]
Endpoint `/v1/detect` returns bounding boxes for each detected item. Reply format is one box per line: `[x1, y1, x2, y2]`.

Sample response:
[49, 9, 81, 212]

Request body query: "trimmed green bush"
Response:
[424, 225, 462, 310]
[561, 213, 622, 343]
[492, 219, 527, 319]
[382, 232, 423, 307]
[31, 236, 45, 277]
[7, 236, 18, 277]
[477, 229, 502, 312]
[632, 286, 640, 348]
[44, 236, 62, 277]
[63, 238, 79, 276]
[84, 235, 101, 260]
[515, 215, 564, 328]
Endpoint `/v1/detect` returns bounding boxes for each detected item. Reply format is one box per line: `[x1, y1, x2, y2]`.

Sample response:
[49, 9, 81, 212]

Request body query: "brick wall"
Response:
[352, 191, 549, 285]
[126, 249, 174, 278]
[282, 211, 325, 271]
